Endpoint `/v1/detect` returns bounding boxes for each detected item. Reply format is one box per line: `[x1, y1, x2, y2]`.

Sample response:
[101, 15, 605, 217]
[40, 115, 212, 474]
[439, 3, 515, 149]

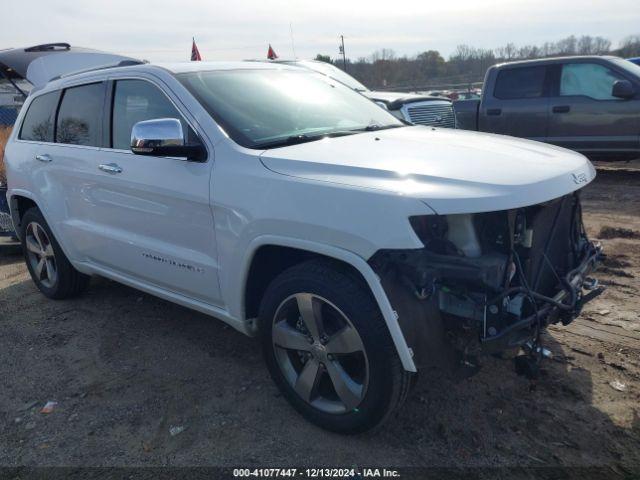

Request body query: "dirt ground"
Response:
[0, 161, 639, 473]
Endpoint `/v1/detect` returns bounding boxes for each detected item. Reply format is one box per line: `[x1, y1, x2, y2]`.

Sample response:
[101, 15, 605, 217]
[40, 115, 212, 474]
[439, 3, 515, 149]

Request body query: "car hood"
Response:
[364, 91, 451, 110]
[259, 126, 596, 215]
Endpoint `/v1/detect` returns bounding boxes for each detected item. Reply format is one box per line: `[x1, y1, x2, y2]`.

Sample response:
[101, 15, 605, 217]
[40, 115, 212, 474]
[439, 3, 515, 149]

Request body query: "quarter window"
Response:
[112, 80, 193, 150]
[494, 66, 547, 99]
[19, 91, 60, 142]
[560, 63, 626, 100]
[56, 83, 104, 146]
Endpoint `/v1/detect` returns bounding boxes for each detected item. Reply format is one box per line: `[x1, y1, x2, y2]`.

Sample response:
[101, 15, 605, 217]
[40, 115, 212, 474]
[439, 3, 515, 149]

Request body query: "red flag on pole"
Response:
[191, 38, 202, 61]
[267, 44, 278, 60]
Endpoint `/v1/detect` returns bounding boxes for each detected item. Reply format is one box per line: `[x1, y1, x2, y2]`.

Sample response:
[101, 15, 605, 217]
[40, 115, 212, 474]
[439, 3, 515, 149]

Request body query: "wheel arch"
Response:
[8, 190, 40, 241]
[7, 190, 80, 275]
[240, 235, 417, 372]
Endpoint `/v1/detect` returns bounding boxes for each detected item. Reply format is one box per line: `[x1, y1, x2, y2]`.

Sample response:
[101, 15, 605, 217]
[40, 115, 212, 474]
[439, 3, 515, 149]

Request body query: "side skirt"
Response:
[75, 261, 252, 336]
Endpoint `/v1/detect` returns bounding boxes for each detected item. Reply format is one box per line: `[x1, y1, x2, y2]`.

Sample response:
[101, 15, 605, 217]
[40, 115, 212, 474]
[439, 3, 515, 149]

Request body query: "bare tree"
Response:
[329, 33, 635, 90]
[592, 37, 611, 54]
[618, 35, 640, 57]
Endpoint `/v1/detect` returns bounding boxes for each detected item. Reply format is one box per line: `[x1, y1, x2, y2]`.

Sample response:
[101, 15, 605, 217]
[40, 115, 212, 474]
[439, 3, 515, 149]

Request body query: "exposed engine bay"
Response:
[370, 192, 602, 374]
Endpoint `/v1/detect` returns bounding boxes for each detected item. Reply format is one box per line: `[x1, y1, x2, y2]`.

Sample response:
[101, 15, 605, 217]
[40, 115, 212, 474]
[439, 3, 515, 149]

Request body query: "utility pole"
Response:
[339, 35, 347, 71]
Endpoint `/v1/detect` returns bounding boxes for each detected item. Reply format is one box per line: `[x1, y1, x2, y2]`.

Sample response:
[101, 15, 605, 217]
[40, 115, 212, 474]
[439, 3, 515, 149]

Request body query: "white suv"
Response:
[4, 48, 601, 433]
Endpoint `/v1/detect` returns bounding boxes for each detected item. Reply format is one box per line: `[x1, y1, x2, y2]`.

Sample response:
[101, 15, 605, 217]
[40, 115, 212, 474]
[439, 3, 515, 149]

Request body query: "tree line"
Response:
[316, 34, 640, 91]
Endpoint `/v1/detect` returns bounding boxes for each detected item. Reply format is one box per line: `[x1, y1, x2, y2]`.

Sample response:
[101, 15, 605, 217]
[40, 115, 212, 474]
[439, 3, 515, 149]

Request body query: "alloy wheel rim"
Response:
[272, 293, 369, 414]
[25, 222, 57, 288]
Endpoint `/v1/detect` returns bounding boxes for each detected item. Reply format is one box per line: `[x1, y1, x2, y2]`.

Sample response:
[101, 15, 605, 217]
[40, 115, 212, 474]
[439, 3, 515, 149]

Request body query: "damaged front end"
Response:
[370, 192, 602, 373]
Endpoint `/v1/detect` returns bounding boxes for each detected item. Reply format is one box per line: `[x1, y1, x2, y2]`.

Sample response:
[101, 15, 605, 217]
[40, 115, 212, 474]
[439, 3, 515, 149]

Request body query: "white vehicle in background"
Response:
[4, 44, 601, 433]
[264, 59, 457, 128]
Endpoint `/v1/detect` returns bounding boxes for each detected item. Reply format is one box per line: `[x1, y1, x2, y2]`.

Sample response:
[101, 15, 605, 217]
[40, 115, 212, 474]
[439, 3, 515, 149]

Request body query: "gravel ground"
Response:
[0, 162, 639, 473]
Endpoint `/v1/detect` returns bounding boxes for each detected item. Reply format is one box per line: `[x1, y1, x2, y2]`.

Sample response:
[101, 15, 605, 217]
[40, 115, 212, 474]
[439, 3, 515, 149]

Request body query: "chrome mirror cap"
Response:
[129, 118, 205, 161]
[131, 118, 184, 153]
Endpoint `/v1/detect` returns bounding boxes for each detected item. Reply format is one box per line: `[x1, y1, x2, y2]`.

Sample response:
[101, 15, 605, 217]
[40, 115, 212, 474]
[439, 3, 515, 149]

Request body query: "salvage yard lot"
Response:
[0, 162, 639, 469]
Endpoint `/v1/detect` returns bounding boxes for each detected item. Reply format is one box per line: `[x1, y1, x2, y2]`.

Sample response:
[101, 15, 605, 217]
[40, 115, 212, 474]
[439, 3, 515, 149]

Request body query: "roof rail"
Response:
[24, 43, 71, 53]
[49, 59, 145, 82]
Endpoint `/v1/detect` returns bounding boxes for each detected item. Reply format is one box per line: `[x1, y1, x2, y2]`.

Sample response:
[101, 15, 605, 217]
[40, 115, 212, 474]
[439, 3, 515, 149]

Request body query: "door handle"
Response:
[487, 108, 502, 116]
[35, 154, 52, 163]
[98, 163, 123, 174]
[553, 105, 571, 113]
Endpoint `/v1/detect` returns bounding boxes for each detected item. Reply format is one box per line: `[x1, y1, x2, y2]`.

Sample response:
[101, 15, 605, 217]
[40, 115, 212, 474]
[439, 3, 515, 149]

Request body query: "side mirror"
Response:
[131, 118, 206, 161]
[612, 80, 635, 99]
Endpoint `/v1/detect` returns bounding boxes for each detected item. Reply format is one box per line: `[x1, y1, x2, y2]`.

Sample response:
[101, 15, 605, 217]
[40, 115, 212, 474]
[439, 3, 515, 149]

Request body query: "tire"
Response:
[20, 207, 90, 299]
[259, 259, 412, 434]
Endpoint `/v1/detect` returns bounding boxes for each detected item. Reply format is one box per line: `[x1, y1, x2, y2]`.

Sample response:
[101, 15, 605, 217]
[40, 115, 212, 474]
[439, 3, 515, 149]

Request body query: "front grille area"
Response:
[406, 103, 456, 128]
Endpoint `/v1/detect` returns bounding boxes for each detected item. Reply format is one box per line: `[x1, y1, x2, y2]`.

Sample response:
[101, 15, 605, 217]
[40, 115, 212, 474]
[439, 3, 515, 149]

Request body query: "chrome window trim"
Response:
[13, 139, 102, 151]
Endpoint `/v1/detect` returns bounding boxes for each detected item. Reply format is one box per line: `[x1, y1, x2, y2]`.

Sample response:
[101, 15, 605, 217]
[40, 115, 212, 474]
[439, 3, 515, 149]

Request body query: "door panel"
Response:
[76, 150, 221, 305]
[547, 62, 640, 155]
[66, 78, 222, 305]
[38, 144, 107, 264]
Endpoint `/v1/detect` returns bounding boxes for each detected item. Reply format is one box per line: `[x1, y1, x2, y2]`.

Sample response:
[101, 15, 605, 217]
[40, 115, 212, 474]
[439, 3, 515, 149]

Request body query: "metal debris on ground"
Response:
[40, 401, 58, 414]
[609, 380, 627, 392]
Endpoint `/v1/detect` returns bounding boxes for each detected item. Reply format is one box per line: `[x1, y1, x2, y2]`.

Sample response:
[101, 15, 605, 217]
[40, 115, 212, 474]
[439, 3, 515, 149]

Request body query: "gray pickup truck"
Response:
[455, 56, 640, 160]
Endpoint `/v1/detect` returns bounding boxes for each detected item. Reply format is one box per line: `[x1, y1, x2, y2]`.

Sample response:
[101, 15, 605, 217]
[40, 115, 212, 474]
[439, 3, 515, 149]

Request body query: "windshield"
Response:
[178, 69, 402, 149]
[294, 61, 369, 92]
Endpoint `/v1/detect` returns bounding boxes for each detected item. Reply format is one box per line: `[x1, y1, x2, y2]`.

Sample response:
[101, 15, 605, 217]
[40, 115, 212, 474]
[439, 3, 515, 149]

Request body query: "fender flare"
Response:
[7, 188, 41, 240]
[240, 235, 417, 372]
[7, 189, 81, 273]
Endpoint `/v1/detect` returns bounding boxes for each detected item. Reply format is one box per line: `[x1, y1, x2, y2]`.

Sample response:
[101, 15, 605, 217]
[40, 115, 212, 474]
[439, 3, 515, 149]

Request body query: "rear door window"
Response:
[560, 63, 626, 100]
[111, 79, 194, 150]
[494, 66, 547, 99]
[56, 83, 105, 146]
[19, 91, 60, 142]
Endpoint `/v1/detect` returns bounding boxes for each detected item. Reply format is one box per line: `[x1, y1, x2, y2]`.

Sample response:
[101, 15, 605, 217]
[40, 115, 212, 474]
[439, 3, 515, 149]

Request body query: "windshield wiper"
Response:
[361, 123, 403, 131]
[254, 134, 324, 149]
[254, 124, 403, 149]
[255, 130, 363, 149]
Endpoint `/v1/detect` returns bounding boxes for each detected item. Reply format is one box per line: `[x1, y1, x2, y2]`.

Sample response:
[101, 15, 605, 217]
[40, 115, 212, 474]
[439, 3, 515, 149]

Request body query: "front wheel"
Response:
[259, 259, 412, 433]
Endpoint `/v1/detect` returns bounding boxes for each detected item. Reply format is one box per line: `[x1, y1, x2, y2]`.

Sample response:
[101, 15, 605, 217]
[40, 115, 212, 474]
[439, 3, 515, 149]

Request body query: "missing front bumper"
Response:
[478, 241, 602, 353]
[369, 193, 602, 369]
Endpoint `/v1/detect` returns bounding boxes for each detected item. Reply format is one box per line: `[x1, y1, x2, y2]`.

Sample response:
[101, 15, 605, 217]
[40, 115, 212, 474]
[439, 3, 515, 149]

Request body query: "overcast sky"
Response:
[4, 0, 640, 62]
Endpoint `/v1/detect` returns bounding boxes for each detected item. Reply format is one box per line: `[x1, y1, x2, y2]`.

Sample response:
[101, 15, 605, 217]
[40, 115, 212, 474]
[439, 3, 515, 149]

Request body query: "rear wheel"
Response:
[259, 259, 412, 433]
[21, 207, 89, 299]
